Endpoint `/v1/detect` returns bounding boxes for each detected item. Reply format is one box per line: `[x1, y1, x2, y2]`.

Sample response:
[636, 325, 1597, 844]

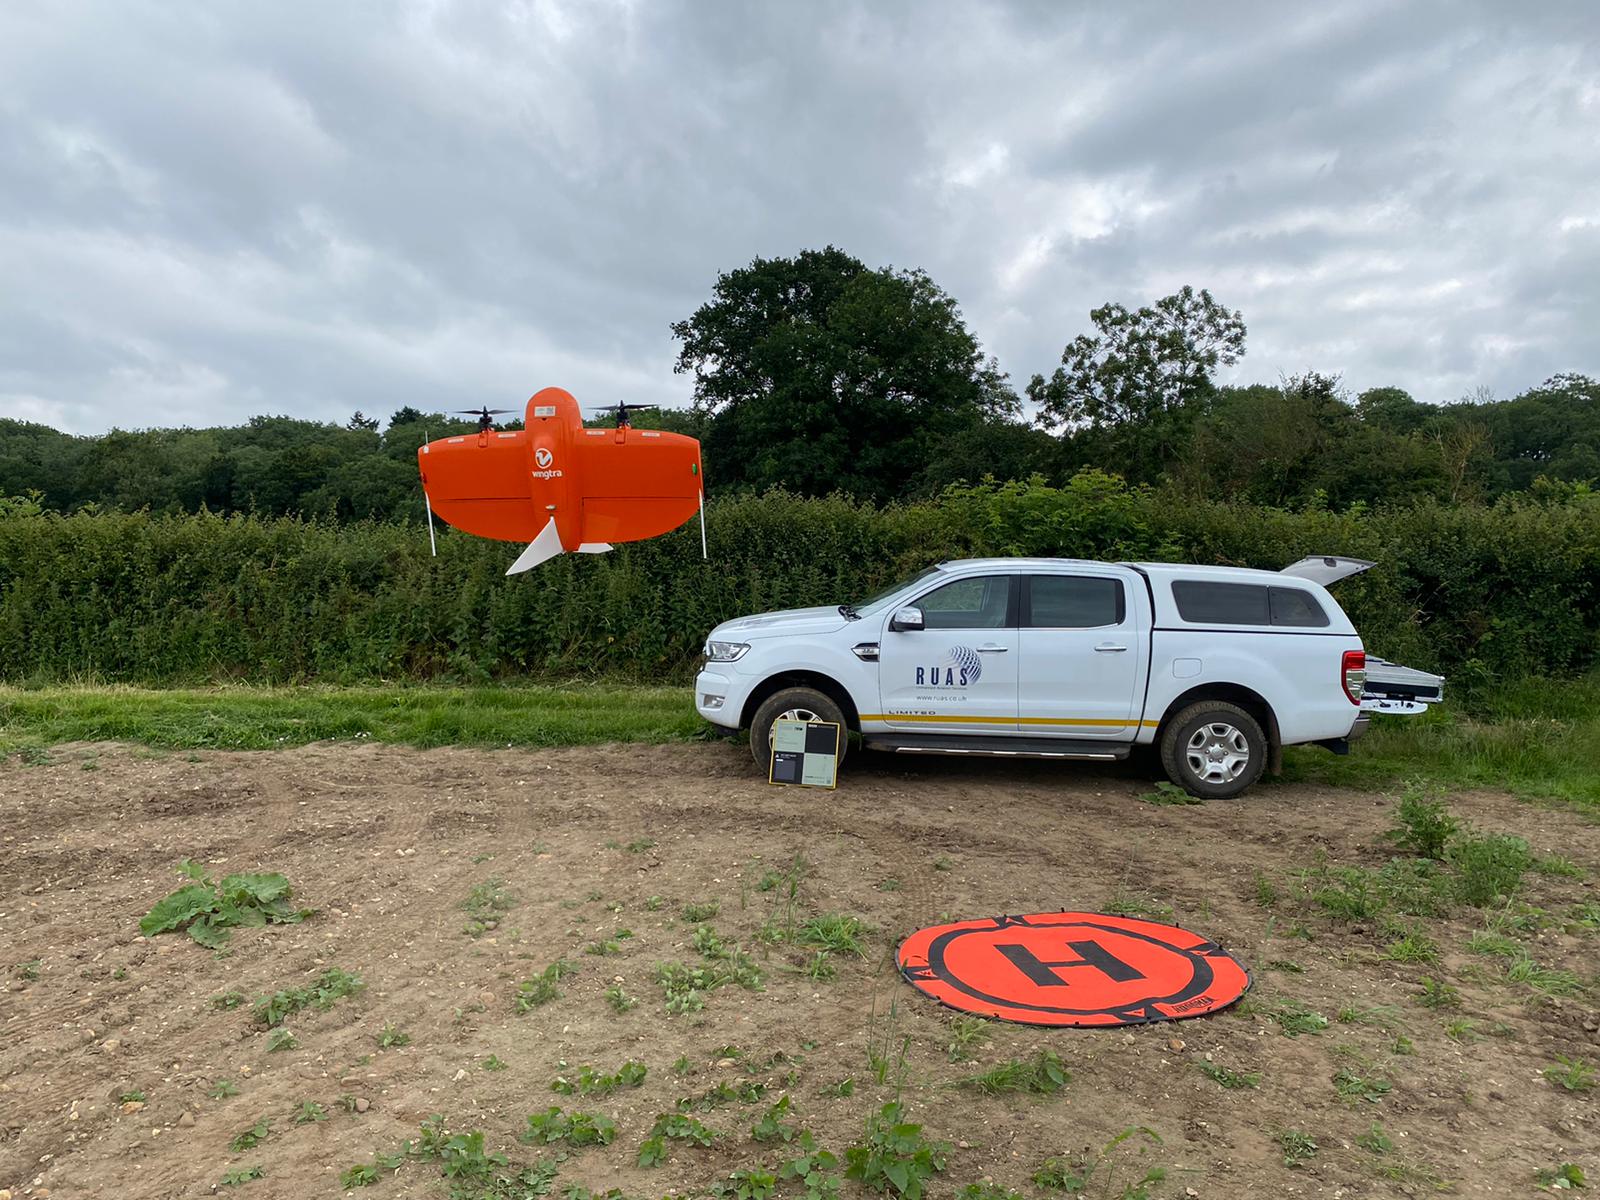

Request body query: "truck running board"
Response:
[861, 733, 1131, 761]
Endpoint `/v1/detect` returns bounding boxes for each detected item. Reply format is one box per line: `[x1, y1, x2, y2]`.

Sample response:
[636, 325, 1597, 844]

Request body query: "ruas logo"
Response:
[915, 644, 983, 687]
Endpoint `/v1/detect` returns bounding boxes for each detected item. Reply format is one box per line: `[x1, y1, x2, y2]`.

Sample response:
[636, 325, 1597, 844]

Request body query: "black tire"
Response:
[748, 687, 848, 771]
[1159, 701, 1267, 799]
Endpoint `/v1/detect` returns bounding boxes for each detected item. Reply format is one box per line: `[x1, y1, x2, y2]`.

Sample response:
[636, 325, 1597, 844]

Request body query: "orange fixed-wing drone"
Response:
[417, 386, 705, 573]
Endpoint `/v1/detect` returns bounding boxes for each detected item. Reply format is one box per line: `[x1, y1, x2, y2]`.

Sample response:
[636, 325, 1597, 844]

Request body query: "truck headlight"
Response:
[704, 640, 750, 663]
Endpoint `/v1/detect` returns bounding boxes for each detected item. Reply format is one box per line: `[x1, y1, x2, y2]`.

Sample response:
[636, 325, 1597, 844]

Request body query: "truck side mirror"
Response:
[890, 606, 924, 632]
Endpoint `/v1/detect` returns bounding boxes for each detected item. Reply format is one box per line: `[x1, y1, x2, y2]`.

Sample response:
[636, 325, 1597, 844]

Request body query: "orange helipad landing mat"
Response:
[897, 911, 1251, 1027]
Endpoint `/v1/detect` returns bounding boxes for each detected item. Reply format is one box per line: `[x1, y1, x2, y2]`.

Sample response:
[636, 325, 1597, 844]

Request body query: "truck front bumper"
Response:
[694, 668, 744, 731]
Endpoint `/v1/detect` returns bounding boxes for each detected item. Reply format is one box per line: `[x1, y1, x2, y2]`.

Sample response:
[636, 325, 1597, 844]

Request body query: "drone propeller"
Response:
[585, 401, 660, 428]
[456, 406, 516, 433]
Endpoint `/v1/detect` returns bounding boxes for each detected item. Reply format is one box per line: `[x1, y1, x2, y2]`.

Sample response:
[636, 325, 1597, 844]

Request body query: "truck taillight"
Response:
[1342, 650, 1366, 705]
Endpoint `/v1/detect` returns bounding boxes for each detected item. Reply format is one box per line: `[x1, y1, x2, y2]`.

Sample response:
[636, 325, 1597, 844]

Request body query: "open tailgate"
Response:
[1361, 656, 1444, 715]
[1281, 555, 1443, 715]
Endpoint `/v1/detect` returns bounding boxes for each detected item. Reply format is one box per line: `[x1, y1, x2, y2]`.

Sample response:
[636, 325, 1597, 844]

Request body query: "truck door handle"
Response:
[1094, 642, 1128, 653]
[975, 644, 1009, 653]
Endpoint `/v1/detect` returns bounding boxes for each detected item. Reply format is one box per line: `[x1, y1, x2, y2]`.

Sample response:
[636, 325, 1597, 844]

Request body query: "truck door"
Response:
[877, 574, 1019, 733]
[1017, 572, 1143, 739]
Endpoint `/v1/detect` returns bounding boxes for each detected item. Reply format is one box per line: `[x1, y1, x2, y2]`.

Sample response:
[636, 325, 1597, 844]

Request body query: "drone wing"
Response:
[570, 427, 701, 545]
[418, 430, 542, 543]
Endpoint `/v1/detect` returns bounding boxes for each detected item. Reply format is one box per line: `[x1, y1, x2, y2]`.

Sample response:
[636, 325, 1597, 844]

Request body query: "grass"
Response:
[1276, 1129, 1318, 1168]
[1381, 926, 1439, 963]
[1466, 929, 1523, 959]
[1417, 976, 1461, 1009]
[1198, 1062, 1260, 1089]
[605, 983, 638, 1013]
[1504, 956, 1584, 996]
[8, 675, 1597, 816]
[1282, 672, 1600, 813]
[1542, 1055, 1597, 1092]
[945, 1016, 990, 1063]
[960, 1049, 1070, 1095]
[1333, 1068, 1393, 1103]
[0, 683, 701, 753]
[252, 968, 364, 1027]
[515, 960, 578, 1012]
[550, 1060, 647, 1097]
[1272, 1001, 1330, 1037]
[461, 878, 516, 937]
[799, 913, 869, 957]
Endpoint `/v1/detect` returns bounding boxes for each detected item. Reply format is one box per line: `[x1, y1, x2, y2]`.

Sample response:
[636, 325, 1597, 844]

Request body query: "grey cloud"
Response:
[2, 0, 1596, 435]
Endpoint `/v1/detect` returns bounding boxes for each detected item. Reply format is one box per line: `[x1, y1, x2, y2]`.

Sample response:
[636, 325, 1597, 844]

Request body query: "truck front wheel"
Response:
[748, 687, 848, 771]
[1160, 701, 1266, 799]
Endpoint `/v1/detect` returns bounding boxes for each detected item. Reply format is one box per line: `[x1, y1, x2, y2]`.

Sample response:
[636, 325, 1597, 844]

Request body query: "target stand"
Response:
[768, 719, 840, 789]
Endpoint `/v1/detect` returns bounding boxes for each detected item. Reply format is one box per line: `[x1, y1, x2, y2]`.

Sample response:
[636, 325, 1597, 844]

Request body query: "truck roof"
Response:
[940, 558, 1310, 586]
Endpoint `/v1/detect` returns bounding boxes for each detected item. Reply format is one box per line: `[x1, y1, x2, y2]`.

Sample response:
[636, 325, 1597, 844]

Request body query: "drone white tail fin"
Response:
[577, 543, 612, 554]
[506, 517, 565, 575]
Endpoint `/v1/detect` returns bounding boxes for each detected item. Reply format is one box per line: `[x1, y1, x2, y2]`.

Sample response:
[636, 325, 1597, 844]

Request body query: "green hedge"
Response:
[1, 475, 1595, 686]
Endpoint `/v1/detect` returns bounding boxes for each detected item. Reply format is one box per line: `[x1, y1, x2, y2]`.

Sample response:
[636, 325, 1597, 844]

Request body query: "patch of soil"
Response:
[1, 742, 1597, 1199]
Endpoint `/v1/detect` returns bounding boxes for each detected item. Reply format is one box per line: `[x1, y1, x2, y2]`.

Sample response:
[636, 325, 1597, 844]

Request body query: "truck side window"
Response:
[1268, 586, 1330, 627]
[915, 576, 1011, 629]
[1172, 580, 1332, 628]
[1027, 576, 1124, 627]
[1171, 580, 1270, 625]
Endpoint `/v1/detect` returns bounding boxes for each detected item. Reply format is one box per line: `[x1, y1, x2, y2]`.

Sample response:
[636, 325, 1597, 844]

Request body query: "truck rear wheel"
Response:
[1160, 701, 1266, 799]
[749, 687, 848, 771]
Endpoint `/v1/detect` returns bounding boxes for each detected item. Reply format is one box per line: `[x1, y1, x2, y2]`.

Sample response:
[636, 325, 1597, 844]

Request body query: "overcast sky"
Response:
[3, 1, 1597, 435]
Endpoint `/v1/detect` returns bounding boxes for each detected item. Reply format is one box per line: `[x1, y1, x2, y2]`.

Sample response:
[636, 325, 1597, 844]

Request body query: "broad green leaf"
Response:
[187, 914, 231, 949]
[229, 903, 269, 928]
[220, 873, 292, 905]
[177, 858, 209, 882]
[139, 883, 217, 935]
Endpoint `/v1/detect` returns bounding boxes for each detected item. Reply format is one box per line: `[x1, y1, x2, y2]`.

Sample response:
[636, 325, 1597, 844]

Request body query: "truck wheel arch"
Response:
[1156, 684, 1283, 774]
[740, 671, 861, 733]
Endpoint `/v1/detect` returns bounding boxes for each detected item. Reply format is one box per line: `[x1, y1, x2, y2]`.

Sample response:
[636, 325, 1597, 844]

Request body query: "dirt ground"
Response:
[2, 739, 1597, 1200]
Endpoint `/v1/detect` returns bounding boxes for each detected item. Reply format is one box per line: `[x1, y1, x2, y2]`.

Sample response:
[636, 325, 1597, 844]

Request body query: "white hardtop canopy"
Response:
[936, 555, 1375, 586]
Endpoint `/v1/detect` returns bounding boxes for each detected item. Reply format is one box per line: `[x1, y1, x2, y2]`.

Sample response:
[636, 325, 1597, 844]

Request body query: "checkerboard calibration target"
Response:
[768, 719, 841, 788]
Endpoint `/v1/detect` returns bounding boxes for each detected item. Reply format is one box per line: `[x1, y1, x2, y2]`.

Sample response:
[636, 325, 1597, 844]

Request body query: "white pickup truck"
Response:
[695, 556, 1442, 798]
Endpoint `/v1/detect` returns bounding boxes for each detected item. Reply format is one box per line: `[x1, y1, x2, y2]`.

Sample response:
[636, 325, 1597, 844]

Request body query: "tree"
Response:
[1355, 386, 1435, 434]
[1028, 286, 1246, 481]
[671, 247, 1017, 501]
[347, 411, 380, 432]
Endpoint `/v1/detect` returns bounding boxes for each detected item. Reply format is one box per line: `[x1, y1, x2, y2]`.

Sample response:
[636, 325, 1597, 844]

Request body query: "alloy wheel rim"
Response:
[1185, 721, 1250, 784]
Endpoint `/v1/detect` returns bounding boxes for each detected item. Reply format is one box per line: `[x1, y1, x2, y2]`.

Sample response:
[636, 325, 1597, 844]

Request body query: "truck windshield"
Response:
[850, 566, 944, 616]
